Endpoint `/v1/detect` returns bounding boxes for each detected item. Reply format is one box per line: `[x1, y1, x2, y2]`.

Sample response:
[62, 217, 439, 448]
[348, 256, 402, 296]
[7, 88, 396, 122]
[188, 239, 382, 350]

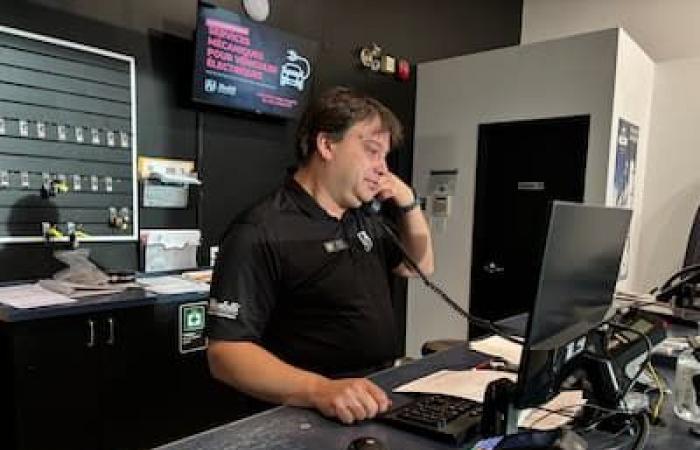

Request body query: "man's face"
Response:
[324, 116, 391, 208]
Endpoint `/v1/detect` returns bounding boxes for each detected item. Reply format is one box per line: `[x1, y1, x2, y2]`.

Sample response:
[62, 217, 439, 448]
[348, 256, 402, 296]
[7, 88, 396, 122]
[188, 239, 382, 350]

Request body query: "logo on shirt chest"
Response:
[208, 298, 241, 320]
[323, 238, 349, 253]
[322, 231, 373, 254]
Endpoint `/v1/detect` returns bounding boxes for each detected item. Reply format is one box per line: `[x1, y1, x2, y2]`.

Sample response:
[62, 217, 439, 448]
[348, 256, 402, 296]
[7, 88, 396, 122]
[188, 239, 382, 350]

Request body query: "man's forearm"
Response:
[396, 206, 434, 276]
[207, 340, 326, 407]
[207, 340, 392, 424]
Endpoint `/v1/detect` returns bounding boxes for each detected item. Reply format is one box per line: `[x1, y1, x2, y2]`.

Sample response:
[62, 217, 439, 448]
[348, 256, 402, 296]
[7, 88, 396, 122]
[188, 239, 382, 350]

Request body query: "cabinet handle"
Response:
[87, 320, 95, 348]
[106, 317, 115, 345]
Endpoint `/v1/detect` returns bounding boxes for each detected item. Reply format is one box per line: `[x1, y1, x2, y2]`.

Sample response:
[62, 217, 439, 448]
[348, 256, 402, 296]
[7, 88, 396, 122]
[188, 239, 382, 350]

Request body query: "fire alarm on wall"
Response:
[242, 0, 270, 22]
[358, 43, 411, 82]
[396, 59, 411, 81]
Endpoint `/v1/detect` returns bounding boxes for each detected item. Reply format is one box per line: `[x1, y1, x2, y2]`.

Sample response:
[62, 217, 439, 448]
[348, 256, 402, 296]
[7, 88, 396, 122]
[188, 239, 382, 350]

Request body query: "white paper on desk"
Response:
[0, 283, 76, 309]
[394, 369, 517, 403]
[470, 336, 522, 365]
[395, 369, 583, 430]
[518, 390, 585, 430]
[137, 276, 209, 294]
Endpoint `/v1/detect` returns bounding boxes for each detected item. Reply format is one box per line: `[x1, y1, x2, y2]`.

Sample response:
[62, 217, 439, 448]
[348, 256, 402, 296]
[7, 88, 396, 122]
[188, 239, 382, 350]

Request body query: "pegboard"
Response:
[0, 25, 137, 243]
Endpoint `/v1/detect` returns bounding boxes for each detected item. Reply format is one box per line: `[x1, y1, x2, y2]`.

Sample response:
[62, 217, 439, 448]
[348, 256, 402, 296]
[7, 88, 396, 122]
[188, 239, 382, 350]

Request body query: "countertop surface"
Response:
[156, 314, 700, 450]
[0, 279, 208, 322]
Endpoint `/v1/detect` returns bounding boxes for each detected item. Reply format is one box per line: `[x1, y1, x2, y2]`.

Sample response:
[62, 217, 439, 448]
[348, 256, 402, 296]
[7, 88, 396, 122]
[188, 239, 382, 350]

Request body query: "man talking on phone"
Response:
[207, 86, 434, 425]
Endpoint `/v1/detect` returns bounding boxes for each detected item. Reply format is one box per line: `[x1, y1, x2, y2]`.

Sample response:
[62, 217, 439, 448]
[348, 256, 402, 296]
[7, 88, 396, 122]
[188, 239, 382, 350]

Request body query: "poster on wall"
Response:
[614, 119, 639, 208]
[614, 118, 639, 280]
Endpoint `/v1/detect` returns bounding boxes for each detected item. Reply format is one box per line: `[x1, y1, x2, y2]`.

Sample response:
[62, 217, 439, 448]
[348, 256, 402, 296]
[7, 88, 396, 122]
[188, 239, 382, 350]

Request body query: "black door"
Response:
[470, 116, 590, 337]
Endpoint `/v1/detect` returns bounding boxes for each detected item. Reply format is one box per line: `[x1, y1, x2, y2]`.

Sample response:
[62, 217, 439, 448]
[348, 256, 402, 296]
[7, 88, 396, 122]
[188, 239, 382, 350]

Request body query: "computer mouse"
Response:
[347, 436, 389, 450]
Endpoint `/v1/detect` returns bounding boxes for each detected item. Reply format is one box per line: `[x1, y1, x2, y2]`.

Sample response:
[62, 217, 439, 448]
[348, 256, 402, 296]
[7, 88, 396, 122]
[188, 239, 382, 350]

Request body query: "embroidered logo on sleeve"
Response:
[208, 298, 241, 320]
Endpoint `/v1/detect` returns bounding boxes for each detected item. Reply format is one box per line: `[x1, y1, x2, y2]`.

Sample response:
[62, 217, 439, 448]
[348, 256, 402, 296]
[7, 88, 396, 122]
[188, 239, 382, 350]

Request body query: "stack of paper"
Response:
[394, 369, 516, 403]
[38, 279, 133, 298]
[137, 275, 210, 295]
[0, 283, 76, 309]
[469, 335, 523, 365]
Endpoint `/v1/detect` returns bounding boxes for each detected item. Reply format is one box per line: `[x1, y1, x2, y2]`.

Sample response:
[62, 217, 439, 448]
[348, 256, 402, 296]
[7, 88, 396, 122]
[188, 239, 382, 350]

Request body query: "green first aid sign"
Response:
[179, 301, 207, 353]
[183, 305, 205, 331]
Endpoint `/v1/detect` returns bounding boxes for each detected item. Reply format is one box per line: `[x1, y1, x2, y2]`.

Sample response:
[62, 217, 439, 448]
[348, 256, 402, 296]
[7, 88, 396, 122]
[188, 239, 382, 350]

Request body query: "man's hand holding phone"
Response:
[376, 172, 415, 209]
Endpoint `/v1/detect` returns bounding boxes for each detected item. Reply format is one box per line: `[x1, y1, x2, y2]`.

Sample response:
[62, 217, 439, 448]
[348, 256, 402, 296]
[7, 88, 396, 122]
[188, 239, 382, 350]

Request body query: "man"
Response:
[207, 86, 434, 425]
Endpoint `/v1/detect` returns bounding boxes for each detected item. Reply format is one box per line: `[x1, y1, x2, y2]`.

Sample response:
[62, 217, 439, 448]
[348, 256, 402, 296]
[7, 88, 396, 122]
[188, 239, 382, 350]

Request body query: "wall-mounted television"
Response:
[192, 3, 318, 119]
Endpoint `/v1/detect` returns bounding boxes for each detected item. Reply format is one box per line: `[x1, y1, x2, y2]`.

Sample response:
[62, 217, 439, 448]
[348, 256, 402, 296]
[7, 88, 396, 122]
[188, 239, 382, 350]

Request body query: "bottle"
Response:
[674, 347, 700, 423]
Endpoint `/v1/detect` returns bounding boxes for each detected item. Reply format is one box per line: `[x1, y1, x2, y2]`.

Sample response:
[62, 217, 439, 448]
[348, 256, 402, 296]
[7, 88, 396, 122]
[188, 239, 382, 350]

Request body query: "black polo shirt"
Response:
[207, 177, 403, 378]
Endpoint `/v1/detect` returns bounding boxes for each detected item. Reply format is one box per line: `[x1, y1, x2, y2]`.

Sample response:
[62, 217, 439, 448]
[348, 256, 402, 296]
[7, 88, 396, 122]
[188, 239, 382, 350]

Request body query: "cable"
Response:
[595, 421, 635, 449]
[645, 362, 667, 422]
[581, 403, 627, 414]
[630, 412, 650, 450]
[598, 412, 649, 450]
[526, 403, 582, 429]
[573, 403, 636, 434]
[576, 410, 648, 450]
[650, 263, 700, 297]
[527, 398, 631, 431]
[375, 216, 523, 345]
[606, 321, 654, 404]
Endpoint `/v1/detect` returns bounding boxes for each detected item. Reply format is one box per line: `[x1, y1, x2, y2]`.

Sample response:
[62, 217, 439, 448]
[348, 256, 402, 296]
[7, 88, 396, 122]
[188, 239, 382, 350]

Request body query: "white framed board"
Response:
[0, 24, 137, 243]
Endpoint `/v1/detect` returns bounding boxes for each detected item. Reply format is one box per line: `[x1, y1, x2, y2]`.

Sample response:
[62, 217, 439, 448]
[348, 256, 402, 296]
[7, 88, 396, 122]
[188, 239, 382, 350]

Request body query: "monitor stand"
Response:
[481, 378, 520, 436]
[481, 351, 627, 438]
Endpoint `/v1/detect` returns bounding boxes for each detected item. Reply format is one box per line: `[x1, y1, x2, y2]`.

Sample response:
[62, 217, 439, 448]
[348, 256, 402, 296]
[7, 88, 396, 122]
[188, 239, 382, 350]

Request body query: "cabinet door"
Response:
[11, 314, 102, 450]
[145, 300, 248, 447]
[98, 305, 157, 450]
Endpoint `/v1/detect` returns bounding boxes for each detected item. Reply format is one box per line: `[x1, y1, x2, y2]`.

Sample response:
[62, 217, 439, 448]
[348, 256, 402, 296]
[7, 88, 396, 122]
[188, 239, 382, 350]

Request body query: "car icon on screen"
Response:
[280, 49, 310, 91]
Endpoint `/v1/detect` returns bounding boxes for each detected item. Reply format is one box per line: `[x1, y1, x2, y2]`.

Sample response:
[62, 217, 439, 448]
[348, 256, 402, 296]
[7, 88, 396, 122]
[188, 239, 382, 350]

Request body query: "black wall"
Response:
[0, 0, 522, 342]
[199, 0, 524, 249]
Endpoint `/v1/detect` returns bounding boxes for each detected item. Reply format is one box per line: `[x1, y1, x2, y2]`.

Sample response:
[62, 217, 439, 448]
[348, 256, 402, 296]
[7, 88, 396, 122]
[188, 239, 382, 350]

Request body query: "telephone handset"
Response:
[655, 263, 700, 307]
[363, 198, 383, 215]
[362, 187, 420, 217]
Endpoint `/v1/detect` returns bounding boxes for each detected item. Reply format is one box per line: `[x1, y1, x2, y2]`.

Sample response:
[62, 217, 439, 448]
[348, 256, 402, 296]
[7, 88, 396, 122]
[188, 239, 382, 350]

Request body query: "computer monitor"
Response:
[513, 201, 631, 409]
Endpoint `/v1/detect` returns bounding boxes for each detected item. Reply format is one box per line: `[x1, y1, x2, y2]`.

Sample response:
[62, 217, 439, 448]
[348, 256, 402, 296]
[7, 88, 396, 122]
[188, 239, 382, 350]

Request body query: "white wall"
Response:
[522, 0, 700, 61]
[608, 31, 655, 291]
[408, 29, 619, 357]
[523, 0, 700, 290]
[634, 58, 700, 289]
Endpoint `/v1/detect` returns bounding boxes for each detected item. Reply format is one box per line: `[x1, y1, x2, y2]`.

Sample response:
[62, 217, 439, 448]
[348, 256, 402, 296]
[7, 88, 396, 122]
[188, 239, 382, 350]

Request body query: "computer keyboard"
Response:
[378, 393, 483, 445]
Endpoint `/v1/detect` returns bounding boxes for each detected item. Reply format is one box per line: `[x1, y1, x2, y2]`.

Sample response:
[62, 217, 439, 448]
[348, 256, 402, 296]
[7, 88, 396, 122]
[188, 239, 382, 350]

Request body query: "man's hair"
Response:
[295, 86, 404, 164]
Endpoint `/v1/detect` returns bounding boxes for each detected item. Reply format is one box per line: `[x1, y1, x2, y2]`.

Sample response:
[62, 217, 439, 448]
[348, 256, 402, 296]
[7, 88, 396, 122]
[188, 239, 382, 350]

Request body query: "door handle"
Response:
[87, 319, 95, 348]
[106, 317, 115, 345]
[483, 262, 505, 274]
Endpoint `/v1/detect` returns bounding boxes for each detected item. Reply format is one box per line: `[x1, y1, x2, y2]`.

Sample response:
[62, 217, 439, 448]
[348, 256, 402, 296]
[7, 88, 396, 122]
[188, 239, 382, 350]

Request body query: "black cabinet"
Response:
[144, 300, 247, 446]
[0, 297, 249, 450]
[2, 305, 156, 450]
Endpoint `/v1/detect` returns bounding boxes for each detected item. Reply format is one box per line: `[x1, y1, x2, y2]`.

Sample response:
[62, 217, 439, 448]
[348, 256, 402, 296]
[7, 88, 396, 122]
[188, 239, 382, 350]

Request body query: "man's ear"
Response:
[315, 132, 334, 161]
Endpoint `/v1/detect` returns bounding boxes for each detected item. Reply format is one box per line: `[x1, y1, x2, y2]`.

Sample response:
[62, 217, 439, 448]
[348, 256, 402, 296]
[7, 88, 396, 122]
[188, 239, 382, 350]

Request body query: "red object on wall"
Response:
[396, 58, 411, 81]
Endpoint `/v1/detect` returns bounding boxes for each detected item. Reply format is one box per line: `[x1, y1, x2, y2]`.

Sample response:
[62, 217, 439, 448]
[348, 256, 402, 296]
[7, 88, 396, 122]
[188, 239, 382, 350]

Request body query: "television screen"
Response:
[192, 4, 318, 119]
